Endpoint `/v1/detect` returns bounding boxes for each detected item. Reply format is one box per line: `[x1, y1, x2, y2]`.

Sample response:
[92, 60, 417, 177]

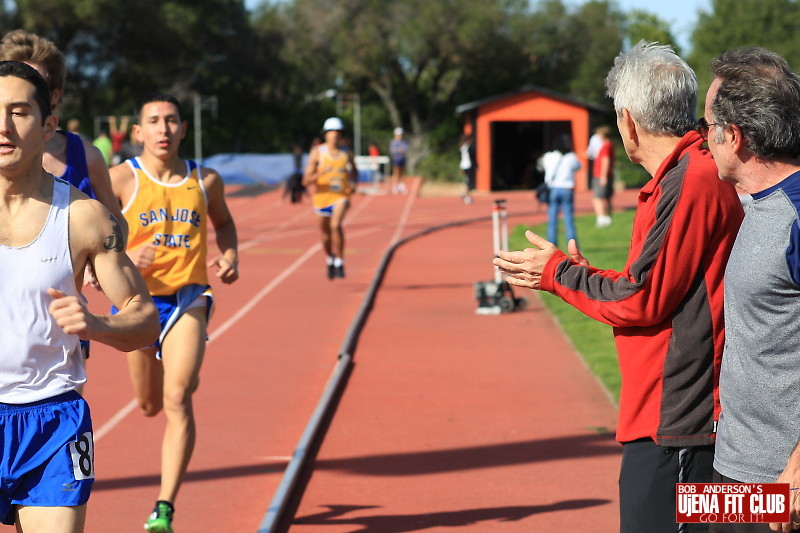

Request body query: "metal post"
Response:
[193, 93, 202, 163]
[499, 199, 509, 252]
[492, 201, 502, 283]
[353, 93, 361, 156]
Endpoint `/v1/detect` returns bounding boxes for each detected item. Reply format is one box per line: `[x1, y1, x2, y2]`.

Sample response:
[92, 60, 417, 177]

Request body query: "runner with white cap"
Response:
[303, 117, 358, 279]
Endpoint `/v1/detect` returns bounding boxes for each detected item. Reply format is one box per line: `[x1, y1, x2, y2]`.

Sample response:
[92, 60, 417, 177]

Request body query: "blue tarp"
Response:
[203, 153, 377, 185]
[202, 153, 304, 186]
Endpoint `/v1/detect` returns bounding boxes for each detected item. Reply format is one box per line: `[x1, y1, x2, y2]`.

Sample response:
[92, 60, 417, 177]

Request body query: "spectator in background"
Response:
[586, 126, 604, 190]
[592, 125, 614, 227]
[283, 144, 307, 204]
[109, 115, 129, 165]
[493, 41, 743, 533]
[539, 134, 580, 247]
[389, 126, 408, 194]
[459, 133, 475, 204]
[92, 129, 112, 166]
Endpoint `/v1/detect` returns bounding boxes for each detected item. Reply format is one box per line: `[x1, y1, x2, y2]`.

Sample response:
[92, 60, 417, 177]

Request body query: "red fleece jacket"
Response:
[540, 131, 743, 446]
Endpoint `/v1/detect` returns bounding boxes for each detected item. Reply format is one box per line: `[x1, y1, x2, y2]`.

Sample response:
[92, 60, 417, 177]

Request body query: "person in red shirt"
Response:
[494, 41, 743, 533]
[109, 115, 129, 164]
[591, 125, 614, 227]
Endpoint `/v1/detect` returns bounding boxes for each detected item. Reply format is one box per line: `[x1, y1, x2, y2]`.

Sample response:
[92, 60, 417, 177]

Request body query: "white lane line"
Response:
[93, 399, 138, 441]
[390, 178, 420, 245]
[93, 196, 377, 443]
[207, 241, 321, 343]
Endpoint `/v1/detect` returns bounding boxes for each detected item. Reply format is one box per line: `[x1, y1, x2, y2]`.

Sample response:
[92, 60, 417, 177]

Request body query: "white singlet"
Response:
[0, 178, 85, 403]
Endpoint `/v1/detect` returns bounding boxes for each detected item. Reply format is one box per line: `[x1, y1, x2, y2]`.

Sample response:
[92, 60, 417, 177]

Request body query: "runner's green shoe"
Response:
[144, 501, 174, 532]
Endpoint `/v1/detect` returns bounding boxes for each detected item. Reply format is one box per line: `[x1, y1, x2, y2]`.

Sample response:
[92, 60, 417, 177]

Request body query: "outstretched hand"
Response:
[492, 230, 558, 290]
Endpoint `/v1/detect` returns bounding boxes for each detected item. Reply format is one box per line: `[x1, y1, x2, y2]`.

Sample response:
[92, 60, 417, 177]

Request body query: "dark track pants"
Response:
[620, 438, 715, 533]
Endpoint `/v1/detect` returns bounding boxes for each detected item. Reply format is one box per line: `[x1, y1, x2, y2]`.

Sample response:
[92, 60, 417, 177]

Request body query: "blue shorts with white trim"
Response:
[0, 390, 94, 525]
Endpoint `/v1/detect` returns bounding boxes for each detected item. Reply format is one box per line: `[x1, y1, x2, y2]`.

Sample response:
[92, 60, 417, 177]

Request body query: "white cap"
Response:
[322, 117, 344, 132]
[393, 127, 404, 136]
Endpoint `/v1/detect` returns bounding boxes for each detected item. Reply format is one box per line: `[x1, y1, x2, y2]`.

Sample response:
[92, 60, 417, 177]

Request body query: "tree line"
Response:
[1, 0, 795, 180]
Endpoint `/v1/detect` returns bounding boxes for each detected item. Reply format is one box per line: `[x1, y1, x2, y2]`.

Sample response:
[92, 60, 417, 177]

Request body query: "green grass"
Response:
[509, 209, 636, 404]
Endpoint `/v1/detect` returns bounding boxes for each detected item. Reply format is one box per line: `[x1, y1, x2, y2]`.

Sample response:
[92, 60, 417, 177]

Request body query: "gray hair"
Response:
[605, 41, 698, 136]
[710, 47, 800, 159]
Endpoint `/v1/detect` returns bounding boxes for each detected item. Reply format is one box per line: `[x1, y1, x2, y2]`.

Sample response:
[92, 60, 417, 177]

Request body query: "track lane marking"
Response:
[93, 195, 382, 442]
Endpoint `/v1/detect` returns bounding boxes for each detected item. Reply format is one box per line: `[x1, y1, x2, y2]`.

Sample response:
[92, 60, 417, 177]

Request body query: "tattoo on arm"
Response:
[104, 216, 124, 252]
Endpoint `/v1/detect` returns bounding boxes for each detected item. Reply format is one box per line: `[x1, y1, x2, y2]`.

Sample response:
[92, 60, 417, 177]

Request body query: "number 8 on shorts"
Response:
[68, 432, 95, 480]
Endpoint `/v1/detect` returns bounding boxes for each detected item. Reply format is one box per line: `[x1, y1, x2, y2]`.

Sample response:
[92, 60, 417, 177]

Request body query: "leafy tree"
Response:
[566, 0, 624, 105]
[8, 0, 289, 154]
[625, 9, 682, 56]
[689, 0, 800, 107]
[0, 0, 662, 166]
[275, 0, 538, 169]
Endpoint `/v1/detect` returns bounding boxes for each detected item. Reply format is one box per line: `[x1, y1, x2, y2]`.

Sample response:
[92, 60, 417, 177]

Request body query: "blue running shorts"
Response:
[314, 198, 348, 218]
[152, 284, 213, 360]
[112, 284, 213, 360]
[0, 390, 94, 525]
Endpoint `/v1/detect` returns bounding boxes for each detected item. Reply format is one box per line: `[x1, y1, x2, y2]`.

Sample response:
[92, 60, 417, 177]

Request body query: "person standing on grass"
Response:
[0, 60, 158, 533]
[591, 125, 615, 227]
[109, 92, 239, 533]
[303, 117, 357, 279]
[539, 134, 580, 247]
[586, 126, 604, 190]
[493, 41, 743, 533]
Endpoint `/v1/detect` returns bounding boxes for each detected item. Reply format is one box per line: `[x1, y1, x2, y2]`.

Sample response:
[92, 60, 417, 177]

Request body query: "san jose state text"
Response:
[138, 207, 201, 248]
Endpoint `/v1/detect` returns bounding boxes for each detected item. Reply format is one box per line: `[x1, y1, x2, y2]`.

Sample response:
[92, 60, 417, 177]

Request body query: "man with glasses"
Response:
[703, 47, 800, 533]
[493, 41, 743, 532]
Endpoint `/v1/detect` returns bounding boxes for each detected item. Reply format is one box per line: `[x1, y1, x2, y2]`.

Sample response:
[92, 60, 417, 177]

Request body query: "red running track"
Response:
[70, 180, 630, 532]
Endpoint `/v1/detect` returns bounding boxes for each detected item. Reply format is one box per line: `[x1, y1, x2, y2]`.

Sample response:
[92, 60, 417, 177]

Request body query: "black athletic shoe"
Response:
[336, 264, 345, 278]
[327, 264, 336, 280]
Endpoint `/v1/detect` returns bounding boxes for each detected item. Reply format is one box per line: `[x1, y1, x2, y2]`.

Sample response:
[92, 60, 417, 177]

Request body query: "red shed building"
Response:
[456, 85, 607, 192]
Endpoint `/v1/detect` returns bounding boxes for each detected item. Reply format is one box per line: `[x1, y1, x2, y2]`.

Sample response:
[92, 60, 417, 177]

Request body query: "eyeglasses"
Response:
[697, 117, 719, 141]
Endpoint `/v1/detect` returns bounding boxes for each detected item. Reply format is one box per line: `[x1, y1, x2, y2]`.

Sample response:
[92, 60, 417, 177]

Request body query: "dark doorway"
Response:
[490, 121, 572, 190]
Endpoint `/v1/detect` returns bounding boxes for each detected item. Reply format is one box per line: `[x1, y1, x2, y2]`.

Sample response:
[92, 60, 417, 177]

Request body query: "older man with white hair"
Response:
[494, 41, 744, 532]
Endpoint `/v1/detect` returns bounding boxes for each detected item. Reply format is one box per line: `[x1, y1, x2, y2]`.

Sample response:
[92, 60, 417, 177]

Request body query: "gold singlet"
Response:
[312, 144, 352, 211]
[122, 158, 209, 296]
